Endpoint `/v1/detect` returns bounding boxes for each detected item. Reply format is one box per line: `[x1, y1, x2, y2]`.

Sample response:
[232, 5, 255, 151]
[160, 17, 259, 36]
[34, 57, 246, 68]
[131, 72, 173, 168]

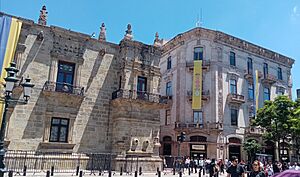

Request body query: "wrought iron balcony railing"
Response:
[186, 60, 210, 71]
[262, 74, 277, 84]
[187, 90, 210, 101]
[112, 89, 171, 104]
[227, 93, 245, 104]
[245, 126, 265, 135]
[43, 81, 84, 96]
[175, 122, 204, 129]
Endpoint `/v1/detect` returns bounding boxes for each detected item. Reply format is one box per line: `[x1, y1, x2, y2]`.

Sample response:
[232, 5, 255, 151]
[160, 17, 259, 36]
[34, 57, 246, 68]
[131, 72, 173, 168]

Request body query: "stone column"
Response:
[75, 64, 81, 87]
[68, 118, 75, 143]
[14, 44, 26, 71]
[43, 114, 52, 142]
[49, 59, 58, 82]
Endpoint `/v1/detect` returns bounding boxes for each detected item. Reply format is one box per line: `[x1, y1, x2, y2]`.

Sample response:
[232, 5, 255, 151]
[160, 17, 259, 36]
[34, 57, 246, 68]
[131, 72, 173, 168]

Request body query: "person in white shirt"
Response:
[185, 157, 191, 170]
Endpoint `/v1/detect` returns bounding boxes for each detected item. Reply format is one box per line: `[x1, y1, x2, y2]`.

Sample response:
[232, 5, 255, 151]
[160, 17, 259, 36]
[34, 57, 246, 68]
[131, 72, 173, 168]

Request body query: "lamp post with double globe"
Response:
[0, 62, 34, 177]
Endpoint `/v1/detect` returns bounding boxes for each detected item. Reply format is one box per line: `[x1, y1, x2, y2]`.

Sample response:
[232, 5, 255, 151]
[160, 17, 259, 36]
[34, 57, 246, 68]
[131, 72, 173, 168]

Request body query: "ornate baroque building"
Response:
[159, 27, 294, 163]
[1, 9, 170, 171]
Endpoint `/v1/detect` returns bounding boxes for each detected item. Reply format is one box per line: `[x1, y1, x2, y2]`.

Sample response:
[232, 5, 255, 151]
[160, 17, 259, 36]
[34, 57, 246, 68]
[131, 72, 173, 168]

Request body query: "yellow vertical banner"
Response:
[0, 18, 22, 83]
[255, 70, 259, 111]
[192, 60, 202, 109]
[0, 17, 22, 128]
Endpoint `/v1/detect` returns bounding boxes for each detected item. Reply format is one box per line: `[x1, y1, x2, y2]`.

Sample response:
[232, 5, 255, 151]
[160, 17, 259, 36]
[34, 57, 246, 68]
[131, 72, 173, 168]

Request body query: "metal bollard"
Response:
[51, 166, 54, 176]
[79, 171, 83, 177]
[198, 171, 201, 177]
[120, 167, 123, 176]
[139, 167, 142, 175]
[134, 171, 138, 177]
[46, 170, 50, 177]
[8, 171, 13, 177]
[108, 170, 112, 177]
[158, 171, 161, 177]
[76, 166, 80, 176]
[23, 165, 27, 176]
[179, 171, 182, 177]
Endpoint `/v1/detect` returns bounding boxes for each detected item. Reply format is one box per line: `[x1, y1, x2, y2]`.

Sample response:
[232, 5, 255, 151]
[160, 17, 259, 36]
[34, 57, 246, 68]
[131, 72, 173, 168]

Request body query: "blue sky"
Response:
[1, 0, 299, 98]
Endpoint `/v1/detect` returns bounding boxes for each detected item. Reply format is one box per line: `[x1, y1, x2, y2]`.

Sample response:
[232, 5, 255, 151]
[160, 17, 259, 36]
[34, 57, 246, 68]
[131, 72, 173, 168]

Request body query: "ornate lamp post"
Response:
[0, 62, 34, 177]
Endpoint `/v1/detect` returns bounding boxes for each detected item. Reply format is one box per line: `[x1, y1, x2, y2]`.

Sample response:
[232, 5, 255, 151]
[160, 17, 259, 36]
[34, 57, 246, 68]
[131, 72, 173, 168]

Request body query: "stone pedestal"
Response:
[114, 154, 162, 172]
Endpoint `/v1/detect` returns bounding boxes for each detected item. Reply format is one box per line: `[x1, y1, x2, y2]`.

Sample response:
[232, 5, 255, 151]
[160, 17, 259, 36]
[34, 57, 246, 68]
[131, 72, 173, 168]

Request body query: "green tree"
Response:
[243, 139, 261, 163]
[290, 99, 300, 157]
[255, 96, 295, 161]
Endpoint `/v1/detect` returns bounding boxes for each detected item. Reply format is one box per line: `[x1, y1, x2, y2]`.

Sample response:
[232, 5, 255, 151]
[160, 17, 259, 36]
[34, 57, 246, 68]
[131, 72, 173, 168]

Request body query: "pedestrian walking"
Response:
[266, 161, 274, 177]
[226, 156, 245, 177]
[185, 156, 191, 170]
[209, 159, 218, 177]
[249, 160, 266, 177]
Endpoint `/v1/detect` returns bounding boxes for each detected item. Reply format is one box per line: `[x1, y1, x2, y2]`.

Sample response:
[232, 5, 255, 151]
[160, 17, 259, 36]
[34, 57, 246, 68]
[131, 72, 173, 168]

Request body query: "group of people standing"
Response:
[225, 156, 300, 177]
[170, 156, 300, 177]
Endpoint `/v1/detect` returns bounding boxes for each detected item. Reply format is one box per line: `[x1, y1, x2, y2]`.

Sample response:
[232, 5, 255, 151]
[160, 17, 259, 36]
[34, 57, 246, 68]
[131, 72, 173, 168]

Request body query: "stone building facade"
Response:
[1, 11, 169, 171]
[159, 27, 294, 162]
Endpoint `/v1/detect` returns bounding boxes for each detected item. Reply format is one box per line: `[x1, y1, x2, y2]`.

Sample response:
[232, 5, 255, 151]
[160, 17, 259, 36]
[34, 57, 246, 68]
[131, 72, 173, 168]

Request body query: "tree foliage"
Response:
[255, 96, 300, 160]
[243, 139, 261, 163]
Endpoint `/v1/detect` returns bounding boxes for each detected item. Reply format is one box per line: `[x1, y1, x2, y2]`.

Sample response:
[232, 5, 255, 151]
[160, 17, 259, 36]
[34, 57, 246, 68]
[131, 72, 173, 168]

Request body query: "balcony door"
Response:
[56, 61, 75, 93]
[137, 76, 147, 98]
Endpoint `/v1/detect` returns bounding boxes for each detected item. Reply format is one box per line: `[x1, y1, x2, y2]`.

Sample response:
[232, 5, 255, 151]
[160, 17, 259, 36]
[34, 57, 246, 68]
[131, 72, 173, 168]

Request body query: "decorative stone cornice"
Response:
[162, 27, 294, 67]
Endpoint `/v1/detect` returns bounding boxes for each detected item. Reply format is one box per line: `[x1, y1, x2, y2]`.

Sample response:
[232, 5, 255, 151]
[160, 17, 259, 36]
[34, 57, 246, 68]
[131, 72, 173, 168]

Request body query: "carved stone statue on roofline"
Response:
[38, 5, 48, 26]
[98, 23, 106, 41]
[124, 24, 133, 40]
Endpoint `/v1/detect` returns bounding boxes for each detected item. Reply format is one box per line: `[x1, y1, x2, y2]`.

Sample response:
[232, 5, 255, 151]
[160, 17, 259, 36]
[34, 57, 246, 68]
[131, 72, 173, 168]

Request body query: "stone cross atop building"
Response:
[124, 24, 133, 40]
[154, 32, 163, 47]
[38, 5, 48, 26]
[98, 23, 106, 41]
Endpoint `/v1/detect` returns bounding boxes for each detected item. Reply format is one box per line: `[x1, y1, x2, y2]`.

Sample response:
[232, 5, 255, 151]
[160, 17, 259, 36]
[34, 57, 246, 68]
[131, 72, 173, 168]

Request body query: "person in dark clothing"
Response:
[209, 159, 218, 177]
[226, 156, 245, 177]
[273, 161, 280, 174]
[249, 160, 266, 177]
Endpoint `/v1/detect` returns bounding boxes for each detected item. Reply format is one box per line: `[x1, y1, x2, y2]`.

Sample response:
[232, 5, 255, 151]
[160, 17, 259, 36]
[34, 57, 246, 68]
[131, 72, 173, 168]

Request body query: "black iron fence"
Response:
[4, 151, 115, 174]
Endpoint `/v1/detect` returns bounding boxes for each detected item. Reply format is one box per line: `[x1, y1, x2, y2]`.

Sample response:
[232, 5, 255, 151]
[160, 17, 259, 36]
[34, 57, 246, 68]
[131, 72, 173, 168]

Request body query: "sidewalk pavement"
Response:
[4, 171, 228, 177]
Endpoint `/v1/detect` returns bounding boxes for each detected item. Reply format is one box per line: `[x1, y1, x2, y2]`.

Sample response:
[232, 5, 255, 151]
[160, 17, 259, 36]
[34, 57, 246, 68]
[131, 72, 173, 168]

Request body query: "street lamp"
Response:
[0, 62, 34, 177]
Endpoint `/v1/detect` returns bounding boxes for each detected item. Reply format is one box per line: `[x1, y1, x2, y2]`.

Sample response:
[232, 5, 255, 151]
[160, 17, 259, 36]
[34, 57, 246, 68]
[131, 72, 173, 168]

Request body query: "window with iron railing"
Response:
[56, 61, 75, 93]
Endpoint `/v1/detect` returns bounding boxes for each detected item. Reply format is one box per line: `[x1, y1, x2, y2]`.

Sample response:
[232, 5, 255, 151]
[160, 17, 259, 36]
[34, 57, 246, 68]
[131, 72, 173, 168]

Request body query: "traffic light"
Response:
[180, 132, 186, 142]
[177, 132, 186, 142]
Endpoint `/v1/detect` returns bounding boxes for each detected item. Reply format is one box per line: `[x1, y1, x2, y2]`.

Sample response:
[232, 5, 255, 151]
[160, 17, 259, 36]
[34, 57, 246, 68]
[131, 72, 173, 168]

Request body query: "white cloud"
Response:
[293, 6, 299, 15]
[291, 5, 300, 23]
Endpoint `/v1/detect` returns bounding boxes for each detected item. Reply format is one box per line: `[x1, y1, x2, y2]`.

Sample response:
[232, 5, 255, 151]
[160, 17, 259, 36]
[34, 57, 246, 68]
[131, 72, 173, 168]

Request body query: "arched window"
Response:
[229, 137, 241, 144]
[163, 136, 172, 142]
[190, 136, 207, 142]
